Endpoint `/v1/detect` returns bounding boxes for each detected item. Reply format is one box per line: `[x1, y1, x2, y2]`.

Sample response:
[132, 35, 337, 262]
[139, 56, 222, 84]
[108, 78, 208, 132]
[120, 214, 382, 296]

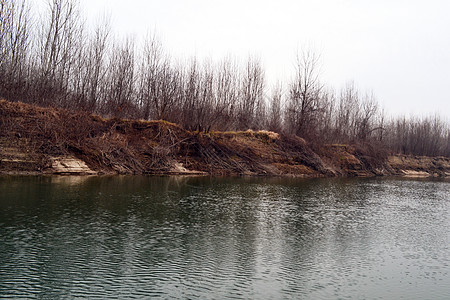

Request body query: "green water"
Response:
[0, 176, 449, 299]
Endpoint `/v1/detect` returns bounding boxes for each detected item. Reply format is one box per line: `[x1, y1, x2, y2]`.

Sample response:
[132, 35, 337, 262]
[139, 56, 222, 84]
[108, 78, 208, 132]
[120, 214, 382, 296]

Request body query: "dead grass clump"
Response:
[256, 130, 279, 140]
[352, 142, 389, 169]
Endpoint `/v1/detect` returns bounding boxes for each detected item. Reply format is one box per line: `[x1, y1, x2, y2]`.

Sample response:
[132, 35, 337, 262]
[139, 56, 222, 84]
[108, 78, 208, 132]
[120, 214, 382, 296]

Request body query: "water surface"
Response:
[1, 176, 449, 299]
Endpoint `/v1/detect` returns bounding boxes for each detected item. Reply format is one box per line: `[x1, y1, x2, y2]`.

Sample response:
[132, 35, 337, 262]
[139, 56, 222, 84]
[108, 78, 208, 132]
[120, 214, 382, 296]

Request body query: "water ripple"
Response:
[0, 176, 449, 299]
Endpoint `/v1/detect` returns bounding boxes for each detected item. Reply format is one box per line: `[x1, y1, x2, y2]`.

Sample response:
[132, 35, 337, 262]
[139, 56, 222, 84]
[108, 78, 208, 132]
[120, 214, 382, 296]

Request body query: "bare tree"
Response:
[334, 82, 360, 141]
[383, 114, 450, 157]
[34, 0, 82, 107]
[356, 92, 378, 141]
[138, 33, 165, 120]
[286, 49, 323, 138]
[0, 0, 14, 67]
[81, 18, 110, 112]
[212, 57, 239, 130]
[237, 56, 265, 130]
[104, 37, 136, 118]
[316, 87, 336, 142]
[180, 58, 201, 130]
[267, 82, 283, 132]
[0, 0, 30, 101]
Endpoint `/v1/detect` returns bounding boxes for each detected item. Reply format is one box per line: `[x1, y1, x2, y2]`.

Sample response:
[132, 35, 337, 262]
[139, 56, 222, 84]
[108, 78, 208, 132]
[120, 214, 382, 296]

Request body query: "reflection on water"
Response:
[0, 176, 449, 299]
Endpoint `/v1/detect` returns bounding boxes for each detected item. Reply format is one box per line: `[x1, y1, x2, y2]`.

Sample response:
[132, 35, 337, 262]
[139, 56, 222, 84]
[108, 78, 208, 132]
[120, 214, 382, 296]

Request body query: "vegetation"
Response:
[2, 100, 450, 177]
[1, 0, 449, 157]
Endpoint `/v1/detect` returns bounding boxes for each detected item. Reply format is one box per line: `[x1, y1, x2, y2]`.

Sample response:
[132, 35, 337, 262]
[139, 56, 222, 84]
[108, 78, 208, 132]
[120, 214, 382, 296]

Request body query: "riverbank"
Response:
[1, 100, 449, 177]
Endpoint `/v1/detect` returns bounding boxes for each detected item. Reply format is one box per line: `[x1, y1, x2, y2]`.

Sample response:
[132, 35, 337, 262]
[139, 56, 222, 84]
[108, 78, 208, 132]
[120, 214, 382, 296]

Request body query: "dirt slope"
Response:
[1, 100, 448, 177]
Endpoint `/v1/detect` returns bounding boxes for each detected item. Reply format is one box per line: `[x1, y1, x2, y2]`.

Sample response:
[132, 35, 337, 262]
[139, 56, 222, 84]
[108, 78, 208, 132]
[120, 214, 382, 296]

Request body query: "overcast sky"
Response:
[46, 0, 450, 118]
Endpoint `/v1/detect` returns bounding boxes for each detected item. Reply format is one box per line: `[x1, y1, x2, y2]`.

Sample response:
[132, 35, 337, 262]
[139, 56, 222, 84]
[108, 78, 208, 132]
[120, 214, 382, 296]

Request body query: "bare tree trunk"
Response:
[267, 82, 283, 132]
[212, 57, 239, 130]
[287, 49, 322, 139]
[0, 0, 30, 101]
[35, 0, 82, 107]
[237, 56, 265, 130]
[104, 37, 136, 118]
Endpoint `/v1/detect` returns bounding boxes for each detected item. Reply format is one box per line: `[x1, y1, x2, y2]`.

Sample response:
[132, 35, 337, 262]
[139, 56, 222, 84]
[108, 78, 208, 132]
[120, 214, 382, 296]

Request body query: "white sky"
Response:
[43, 0, 450, 118]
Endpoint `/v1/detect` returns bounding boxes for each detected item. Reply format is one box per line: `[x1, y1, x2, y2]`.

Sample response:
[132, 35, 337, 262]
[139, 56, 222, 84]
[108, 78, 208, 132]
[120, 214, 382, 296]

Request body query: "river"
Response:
[0, 176, 449, 299]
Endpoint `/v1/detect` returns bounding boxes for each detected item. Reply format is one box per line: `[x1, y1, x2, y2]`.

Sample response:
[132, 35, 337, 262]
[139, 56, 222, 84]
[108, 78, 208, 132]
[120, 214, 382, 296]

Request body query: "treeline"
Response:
[1, 0, 449, 157]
